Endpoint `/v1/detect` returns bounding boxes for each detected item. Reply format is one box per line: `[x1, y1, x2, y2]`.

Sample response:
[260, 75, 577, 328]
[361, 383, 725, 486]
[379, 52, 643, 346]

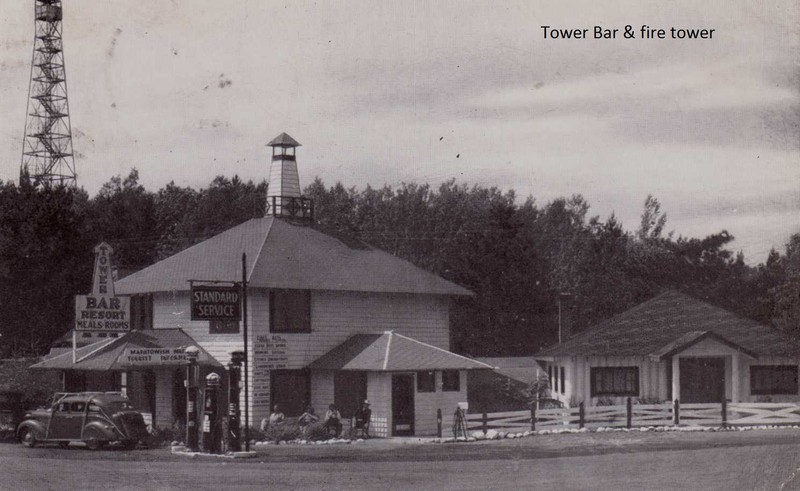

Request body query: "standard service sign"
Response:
[191, 285, 241, 321]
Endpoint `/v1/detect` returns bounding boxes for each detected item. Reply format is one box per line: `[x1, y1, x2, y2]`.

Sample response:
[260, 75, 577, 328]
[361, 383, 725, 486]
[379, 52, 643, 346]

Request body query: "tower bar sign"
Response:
[74, 242, 130, 331]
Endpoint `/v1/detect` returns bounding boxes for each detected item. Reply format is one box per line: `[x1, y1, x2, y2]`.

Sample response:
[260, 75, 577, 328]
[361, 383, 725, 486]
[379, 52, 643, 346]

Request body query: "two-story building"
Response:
[91, 133, 490, 437]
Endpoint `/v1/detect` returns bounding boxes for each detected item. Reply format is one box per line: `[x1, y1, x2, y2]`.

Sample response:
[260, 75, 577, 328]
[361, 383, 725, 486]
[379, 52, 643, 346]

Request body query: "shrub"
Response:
[264, 419, 301, 442]
[147, 420, 186, 447]
[304, 421, 333, 441]
[595, 397, 615, 406]
[0, 358, 61, 408]
[635, 397, 664, 405]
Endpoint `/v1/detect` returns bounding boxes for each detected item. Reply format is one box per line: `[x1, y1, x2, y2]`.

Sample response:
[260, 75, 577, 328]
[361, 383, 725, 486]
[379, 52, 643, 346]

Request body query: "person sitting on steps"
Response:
[260, 404, 285, 432]
[298, 405, 319, 435]
[353, 400, 372, 437]
[324, 403, 342, 437]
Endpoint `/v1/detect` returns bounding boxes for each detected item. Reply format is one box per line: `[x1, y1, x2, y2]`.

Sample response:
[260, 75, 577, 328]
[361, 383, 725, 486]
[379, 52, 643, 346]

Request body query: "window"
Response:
[442, 370, 460, 392]
[130, 294, 153, 330]
[590, 367, 639, 397]
[751, 366, 798, 395]
[560, 367, 566, 394]
[548, 365, 553, 391]
[209, 319, 239, 334]
[70, 402, 86, 412]
[554, 366, 559, 394]
[270, 370, 310, 417]
[269, 290, 311, 333]
[417, 371, 435, 393]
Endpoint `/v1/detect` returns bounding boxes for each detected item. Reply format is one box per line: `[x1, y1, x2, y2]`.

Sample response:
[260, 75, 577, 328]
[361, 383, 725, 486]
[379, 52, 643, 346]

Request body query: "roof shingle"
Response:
[536, 291, 800, 358]
[115, 217, 472, 296]
[307, 332, 493, 371]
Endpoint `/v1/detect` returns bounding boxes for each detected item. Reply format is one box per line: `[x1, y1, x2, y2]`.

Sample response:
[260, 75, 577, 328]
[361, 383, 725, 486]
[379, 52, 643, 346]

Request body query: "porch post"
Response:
[730, 354, 740, 402]
[671, 356, 680, 402]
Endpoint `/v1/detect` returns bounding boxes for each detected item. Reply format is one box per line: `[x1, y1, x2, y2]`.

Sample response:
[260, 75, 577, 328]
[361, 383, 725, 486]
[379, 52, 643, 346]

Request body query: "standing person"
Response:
[324, 403, 342, 437]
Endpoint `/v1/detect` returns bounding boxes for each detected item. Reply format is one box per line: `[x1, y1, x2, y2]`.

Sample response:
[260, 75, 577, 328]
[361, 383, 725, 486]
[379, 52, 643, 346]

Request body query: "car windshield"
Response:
[104, 400, 134, 413]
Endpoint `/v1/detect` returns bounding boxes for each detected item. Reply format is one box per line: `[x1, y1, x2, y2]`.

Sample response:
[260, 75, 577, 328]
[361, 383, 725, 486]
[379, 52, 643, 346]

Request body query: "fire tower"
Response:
[20, 0, 77, 187]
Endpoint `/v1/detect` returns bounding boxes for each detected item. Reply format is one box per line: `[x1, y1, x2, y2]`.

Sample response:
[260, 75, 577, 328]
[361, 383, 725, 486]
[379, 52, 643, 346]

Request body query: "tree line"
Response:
[0, 170, 798, 357]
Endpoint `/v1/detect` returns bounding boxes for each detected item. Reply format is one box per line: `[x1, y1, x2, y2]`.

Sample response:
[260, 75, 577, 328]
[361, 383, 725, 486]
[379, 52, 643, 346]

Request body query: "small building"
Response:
[535, 290, 800, 406]
[100, 132, 492, 436]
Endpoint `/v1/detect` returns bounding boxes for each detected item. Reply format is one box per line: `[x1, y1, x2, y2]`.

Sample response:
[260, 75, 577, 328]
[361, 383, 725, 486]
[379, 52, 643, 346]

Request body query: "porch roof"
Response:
[536, 290, 800, 359]
[648, 330, 759, 360]
[307, 331, 494, 371]
[31, 329, 222, 371]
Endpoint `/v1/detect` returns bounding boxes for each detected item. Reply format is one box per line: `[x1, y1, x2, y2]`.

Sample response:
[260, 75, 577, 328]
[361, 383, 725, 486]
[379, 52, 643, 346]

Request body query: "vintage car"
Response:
[16, 392, 148, 450]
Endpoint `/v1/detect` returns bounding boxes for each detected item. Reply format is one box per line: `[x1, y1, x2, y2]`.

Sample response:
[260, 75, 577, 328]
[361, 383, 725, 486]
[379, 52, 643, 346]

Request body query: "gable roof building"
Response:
[536, 291, 800, 406]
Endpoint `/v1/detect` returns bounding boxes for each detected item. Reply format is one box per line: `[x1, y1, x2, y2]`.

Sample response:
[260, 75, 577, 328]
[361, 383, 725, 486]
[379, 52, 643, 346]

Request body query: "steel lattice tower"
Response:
[20, 0, 76, 187]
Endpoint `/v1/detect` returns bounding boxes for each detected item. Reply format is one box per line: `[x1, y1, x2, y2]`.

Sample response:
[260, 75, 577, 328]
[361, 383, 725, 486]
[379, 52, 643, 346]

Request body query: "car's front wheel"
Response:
[84, 429, 107, 451]
[19, 428, 37, 448]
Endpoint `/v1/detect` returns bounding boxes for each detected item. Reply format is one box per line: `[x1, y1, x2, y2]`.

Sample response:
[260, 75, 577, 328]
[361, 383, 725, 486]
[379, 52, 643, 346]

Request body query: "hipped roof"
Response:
[307, 332, 493, 371]
[31, 329, 221, 371]
[115, 217, 472, 296]
[536, 290, 800, 359]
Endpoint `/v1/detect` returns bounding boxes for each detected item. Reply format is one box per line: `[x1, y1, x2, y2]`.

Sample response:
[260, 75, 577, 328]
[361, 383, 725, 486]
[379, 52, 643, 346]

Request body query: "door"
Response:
[334, 372, 367, 419]
[680, 357, 726, 403]
[48, 400, 85, 439]
[392, 374, 415, 436]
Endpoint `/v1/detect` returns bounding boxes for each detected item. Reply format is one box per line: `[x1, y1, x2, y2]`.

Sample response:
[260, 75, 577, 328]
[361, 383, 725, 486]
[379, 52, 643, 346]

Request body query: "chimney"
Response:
[265, 132, 312, 220]
[558, 292, 574, 343]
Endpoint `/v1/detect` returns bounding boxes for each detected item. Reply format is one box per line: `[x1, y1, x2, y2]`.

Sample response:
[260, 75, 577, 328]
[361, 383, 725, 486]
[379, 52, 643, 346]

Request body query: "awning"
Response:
[307, 331, 494, 371]
[31, 329, 222, 371]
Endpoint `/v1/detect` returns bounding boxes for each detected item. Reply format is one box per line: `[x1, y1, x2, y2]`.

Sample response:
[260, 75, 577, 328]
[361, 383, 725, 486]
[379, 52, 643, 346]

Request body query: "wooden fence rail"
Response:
[461, 400, 800, 435]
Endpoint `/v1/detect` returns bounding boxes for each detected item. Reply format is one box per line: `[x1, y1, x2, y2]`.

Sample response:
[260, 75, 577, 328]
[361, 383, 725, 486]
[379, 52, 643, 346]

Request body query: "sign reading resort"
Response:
[190, 285, 241, 321]
[75, 295, 130, 331]
[121, 348, 187, 366]
[75, 242, 130, 331]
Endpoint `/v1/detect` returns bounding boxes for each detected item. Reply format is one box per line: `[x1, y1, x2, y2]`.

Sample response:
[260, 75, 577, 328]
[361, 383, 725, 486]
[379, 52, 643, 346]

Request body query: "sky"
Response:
[0, 0, 798, 264]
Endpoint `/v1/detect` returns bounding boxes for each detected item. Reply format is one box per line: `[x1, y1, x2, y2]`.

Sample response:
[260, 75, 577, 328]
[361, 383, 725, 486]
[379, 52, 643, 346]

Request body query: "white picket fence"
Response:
[464, 400, 800, 434]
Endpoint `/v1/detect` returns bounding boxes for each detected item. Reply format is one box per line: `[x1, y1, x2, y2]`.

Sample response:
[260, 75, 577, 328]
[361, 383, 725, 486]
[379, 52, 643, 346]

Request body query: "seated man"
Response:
[260, 404, 285, 432]
[353, 400, 372, 437]
[298, 405, 319, 434]
[323, 403, 342, 437]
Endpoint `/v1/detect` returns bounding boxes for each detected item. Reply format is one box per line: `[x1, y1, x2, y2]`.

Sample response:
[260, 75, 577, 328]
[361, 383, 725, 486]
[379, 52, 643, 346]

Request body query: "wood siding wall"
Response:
[151, 289, 450, 428]
[551, 356, 669, 406]
[413, 370, 466, 436]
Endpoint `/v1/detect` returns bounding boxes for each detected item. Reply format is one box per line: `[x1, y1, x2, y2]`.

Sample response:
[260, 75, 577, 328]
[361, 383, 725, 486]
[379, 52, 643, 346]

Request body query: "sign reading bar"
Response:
[74, 242, 130, 332]
[121, 348, 187, 366]
[191, 285, 241, 321]
[75, 295, 130, 331]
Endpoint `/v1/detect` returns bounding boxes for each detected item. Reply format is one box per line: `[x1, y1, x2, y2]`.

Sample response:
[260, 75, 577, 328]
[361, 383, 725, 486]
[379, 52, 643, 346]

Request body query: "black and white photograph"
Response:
[0, 1, 798, 489]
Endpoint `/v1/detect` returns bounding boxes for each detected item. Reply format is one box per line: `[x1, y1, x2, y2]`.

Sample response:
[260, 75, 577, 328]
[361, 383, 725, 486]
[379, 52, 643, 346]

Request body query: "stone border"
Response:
[428, 424, 800, 443]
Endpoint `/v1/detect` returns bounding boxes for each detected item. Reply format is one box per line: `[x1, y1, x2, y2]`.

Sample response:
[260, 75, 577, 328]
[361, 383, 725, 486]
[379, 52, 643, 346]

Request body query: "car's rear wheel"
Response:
[121, 439, 138, 450]
[85, 437, 106, 451]
[19, 428, 37, 448]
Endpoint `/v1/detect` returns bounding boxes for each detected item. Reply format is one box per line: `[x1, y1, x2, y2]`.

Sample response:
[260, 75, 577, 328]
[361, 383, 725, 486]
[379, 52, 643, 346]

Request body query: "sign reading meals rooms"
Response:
[75, 295, 130, 331]
[190, 285, 241, 321]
